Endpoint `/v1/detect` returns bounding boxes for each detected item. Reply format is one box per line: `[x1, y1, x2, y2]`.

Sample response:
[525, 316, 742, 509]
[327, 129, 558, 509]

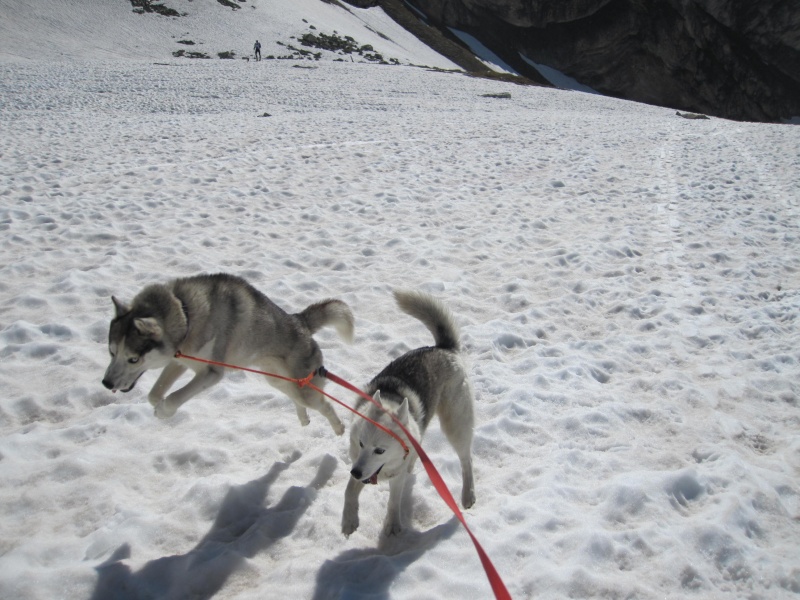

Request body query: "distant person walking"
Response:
[254, 40, 261, 61]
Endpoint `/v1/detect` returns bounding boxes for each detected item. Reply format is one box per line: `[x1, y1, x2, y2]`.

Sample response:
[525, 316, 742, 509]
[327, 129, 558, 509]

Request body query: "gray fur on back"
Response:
[169, 273, 296, 357]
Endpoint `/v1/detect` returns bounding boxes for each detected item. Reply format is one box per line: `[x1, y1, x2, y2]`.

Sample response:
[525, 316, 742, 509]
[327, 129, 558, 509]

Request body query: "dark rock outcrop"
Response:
[361, 0, 800, 122]
[344, 0, 506, 74]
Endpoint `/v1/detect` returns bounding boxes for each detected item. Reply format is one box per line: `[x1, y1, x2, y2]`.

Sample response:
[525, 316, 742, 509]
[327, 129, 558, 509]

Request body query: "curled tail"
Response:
[393, 289, 460, 351]
[298, 299, 355, 342]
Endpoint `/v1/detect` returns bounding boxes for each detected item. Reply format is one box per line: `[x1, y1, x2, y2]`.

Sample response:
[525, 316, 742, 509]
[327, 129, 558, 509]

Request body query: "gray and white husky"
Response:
[102, 273, 354, 434]
[342, 290, 476, 537]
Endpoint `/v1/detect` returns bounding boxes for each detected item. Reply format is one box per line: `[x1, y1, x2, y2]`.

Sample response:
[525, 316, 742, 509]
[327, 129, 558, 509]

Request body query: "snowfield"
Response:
[1, 1, 799, 599]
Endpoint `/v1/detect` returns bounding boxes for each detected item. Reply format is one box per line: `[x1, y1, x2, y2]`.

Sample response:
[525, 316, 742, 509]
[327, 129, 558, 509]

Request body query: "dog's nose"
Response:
[102, 379, 114, 390]
[350, 468, 362, 480]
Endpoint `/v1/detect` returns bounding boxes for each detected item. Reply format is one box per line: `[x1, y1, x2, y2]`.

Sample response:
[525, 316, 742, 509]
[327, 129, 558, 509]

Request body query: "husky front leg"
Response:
[148, 361, 188, 408]
[342, 477, 365, 536]
[154, 366, 224, 419]
[382, 472, 409, 537]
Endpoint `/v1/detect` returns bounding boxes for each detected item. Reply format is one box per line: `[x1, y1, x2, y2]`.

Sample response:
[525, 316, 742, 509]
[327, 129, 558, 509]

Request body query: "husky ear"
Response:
[397, 398, 410, 424]
[112, 296, 130, 317]
[373, 390, 387, 409]
[134, 317, 163, 341]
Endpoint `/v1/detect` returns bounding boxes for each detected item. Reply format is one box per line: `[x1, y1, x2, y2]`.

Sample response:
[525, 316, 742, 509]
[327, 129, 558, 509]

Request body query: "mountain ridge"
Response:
[368, 0, 800, 122]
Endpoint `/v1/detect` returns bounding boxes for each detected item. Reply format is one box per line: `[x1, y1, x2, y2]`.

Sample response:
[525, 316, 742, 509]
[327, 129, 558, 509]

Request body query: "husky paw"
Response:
[148, 393, 163, 408]
[342, 511, 359, 536]
[154, 401, 177, 419]
[382, 520, 403, 537]
[331, 420, 345, 436]
[462, 488, 476, 509]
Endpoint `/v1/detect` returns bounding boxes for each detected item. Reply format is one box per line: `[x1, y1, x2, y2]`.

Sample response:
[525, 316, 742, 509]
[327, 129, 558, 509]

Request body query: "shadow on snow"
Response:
[311, 473, 460, 600]
[89, 451, 335, 600]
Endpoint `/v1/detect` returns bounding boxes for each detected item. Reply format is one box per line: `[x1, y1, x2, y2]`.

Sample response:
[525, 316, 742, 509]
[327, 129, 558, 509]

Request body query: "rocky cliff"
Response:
[350, 0, 800, 122]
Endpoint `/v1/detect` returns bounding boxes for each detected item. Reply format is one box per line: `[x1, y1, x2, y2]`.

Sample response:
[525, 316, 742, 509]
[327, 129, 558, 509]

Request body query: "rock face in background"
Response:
[357, 0, 800, 122]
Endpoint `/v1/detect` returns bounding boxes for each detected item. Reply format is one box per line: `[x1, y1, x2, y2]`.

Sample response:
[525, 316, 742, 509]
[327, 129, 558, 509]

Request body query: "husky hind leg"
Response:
[439, 384, 477, 508]
[269, 376, 344, 435]
[295, 377, 345, 435]
[456, 447, 476, 508]
[294, 403, 311, 427]
[439, 424, 476, 508]
[442, 420, 476, 508]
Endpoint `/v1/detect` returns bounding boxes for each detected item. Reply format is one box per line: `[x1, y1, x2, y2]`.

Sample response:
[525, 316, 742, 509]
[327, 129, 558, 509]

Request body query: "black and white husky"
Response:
[102, 273, 354, 434]
[342, 290, 476, 537]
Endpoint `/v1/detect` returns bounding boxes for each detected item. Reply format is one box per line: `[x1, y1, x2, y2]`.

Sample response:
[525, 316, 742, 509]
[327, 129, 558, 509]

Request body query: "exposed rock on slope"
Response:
[345, 0, 551, 85]
[355, 0, 800, 122]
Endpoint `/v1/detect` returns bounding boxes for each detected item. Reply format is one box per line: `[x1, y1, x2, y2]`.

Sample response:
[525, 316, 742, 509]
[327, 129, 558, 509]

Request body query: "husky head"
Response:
[348, 391, 417, 485]
[102, 295, 175, 393]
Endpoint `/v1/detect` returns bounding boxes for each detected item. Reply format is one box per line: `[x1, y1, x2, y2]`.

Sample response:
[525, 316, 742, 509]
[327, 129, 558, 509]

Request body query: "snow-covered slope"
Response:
[0, 0, 459, 68]
[1, 1, 799, 599]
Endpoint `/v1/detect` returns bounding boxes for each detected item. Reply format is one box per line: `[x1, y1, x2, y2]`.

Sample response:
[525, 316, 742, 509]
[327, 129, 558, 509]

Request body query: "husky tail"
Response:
[298, 299, 355, 342]
[393, 289, 460, 351]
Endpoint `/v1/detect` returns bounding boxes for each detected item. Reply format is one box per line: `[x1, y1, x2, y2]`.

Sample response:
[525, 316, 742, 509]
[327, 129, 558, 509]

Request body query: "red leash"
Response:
[173, 352, 408, 455]
[174, 352, 512, 600]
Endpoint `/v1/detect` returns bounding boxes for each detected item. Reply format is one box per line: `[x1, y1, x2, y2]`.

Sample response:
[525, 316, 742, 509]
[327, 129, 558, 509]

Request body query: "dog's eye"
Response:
[359, 441, 363, 448]
[374, 448, 385, 455]
[128, 356, 140, 364]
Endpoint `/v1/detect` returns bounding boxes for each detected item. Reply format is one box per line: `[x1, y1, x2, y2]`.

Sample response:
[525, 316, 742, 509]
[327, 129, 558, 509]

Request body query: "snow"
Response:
[0, 0, 459, 68]
[1, 1, 800, 599]
[448, 28, 517, 74]
[520, 54, 598, 95]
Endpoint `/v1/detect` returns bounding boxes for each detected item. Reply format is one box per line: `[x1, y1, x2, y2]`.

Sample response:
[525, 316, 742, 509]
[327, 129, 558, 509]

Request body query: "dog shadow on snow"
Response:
[89, 451, 335, 600]
[311, 474, 461, 600]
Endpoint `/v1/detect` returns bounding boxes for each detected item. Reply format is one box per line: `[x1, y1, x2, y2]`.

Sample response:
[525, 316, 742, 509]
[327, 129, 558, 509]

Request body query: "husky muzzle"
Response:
[102, 367, 144, 393]
[351, 464, 383, 485]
